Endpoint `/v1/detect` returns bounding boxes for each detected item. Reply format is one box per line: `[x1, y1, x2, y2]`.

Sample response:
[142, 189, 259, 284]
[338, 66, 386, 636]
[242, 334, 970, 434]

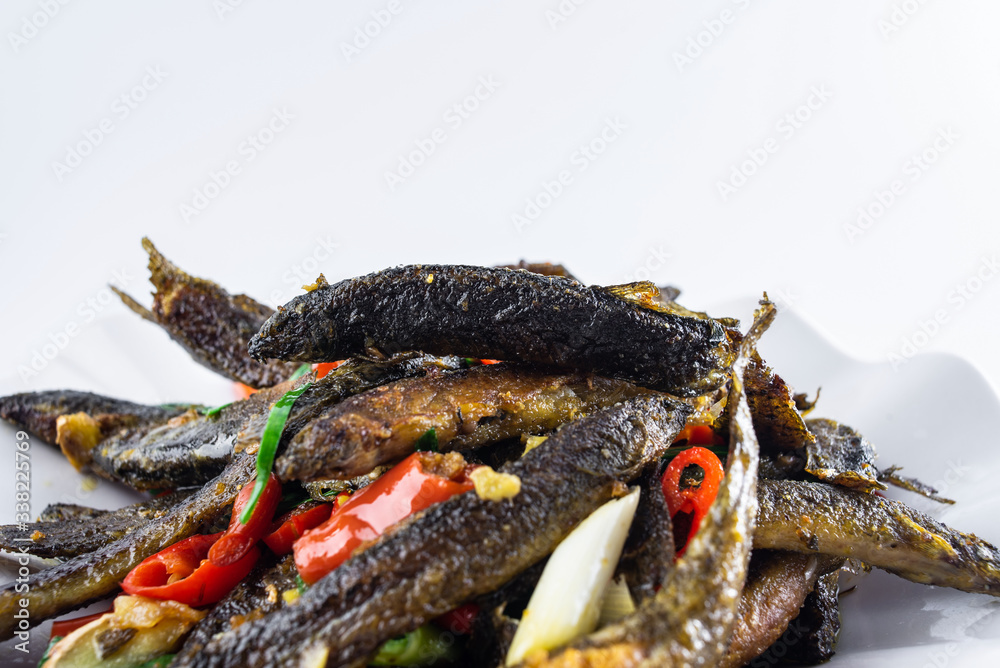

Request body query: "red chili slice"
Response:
[121, 533, 259, 607]
[208, 473, 282, 567]
[661, 446, 725, 557]
[293, 452, 474, 584]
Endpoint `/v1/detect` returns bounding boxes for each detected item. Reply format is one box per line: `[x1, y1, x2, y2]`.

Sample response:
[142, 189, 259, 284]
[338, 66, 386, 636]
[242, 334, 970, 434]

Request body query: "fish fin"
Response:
[600, 281, 665, 310]
[111, 285, 156, 324]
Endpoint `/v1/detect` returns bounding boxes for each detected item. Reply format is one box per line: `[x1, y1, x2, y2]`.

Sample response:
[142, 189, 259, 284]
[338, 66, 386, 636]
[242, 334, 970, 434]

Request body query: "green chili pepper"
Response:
[370, 624, 457, 666]
[415, 428, 439, 453]
[239, 381, 313, 524]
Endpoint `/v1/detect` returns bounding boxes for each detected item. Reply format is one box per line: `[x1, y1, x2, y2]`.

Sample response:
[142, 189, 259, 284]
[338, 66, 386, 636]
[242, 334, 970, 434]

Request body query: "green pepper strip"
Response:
[239, 381, 313, 524]
[415, 427, 439, 453]
[200, 365, 310, 418]
[200, 402, 232, 418]
[370, 624, 456, 666]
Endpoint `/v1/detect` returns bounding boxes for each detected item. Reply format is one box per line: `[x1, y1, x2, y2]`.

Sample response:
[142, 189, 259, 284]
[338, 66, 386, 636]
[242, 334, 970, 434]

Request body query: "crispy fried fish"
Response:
[803, 418, 886, 492]
[0, 454, 255, 640]
[514, 301, 772, 668]
[279, 363, 651, 481]
[90, 354, 461, 490]
[0, 490, 196, 559]
[114, 238, 301, 388]
[754, 479, 1000, 596]
[777, 569, 842, 664]
[720, 551, 843, 668]
[174, 554, 299, 661]
[0, 389, 189, 447]
[176, 394, 690, 667]
[248, 265, 734, 397]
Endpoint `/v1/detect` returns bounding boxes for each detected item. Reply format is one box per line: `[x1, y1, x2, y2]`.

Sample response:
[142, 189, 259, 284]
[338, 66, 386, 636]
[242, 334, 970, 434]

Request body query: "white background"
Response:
[1, 0, 999, 665]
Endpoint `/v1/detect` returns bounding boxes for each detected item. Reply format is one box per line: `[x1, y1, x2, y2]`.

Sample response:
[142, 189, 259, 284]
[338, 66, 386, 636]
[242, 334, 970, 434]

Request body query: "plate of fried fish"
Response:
[2, 240, 999, 667]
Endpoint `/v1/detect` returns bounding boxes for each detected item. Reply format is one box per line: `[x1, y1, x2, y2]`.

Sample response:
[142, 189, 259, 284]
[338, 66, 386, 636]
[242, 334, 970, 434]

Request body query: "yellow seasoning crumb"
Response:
[469, 466, 521, 501]
[302, 274, 329, 292]
[426, 273, 435, 284]
[31, 530, 45, 541]
[523, 435, 547, 454]
[282, 589, 300, 605]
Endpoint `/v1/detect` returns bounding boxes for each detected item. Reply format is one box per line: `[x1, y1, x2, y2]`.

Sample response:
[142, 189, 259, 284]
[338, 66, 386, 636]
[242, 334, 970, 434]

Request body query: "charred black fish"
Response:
[280, 362, 652, 481]
[721, 550, 843, 668]
[174, 554, 299, 662]
[90, 354, 462, 490]
[249, 264, 734, 397]
[114, 237, 301, 388]
[777, 569, 842, 664]
[0, 454, 255, 640]
[0, 490, 196, 559]
[176, 394, 690, 667]
[0, 389, 189, 448]
[804, 418, 886, 492]
[614, 463, 674, 606]
[755, 479, 1000, 596]
[516, 301, 770, 668]
[746, 353, 816, 454]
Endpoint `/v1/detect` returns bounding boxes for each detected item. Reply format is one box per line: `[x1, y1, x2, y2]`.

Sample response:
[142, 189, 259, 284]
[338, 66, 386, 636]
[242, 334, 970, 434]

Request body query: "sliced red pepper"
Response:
[661, 446, 725, 557]
[293, 452, 475, 584]
[235, 383, 258, 400]
[263, 502, 334, 555]
[50, 610, 109, 638]
[121, 533, 259, 607]
[672, 424, 725, 446]
[435, 602, 479, 635]
[208, 474, 282, 567]
[314, 361, 344, 379]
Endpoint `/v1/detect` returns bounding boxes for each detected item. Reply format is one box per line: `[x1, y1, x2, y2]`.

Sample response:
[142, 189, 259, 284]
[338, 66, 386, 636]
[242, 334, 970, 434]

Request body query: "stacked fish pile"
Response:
[2, 240, 998, 667]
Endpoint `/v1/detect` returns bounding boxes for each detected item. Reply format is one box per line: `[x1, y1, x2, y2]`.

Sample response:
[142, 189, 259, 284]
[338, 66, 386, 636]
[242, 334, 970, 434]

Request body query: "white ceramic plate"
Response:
[2, 300, 999, 666]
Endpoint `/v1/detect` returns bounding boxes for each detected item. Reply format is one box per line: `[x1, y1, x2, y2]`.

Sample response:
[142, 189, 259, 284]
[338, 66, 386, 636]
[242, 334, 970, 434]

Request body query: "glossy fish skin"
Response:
[177, 395, 690, 668]
[279, 362, 651, 481]
[0, 389, 188, 445]
[804, 418, 886, 492]
[91, 354, 461, 490]
[755, 479, 1000, 596]
[248, 264, 734, 397]
[114, 237, 301, 388]
[720, 550, 843, 668]
[519, 301, 772, 668]
[0, 490, 196, 559]
[174, 554, 298, 662]
[0, 454, 256, 640]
